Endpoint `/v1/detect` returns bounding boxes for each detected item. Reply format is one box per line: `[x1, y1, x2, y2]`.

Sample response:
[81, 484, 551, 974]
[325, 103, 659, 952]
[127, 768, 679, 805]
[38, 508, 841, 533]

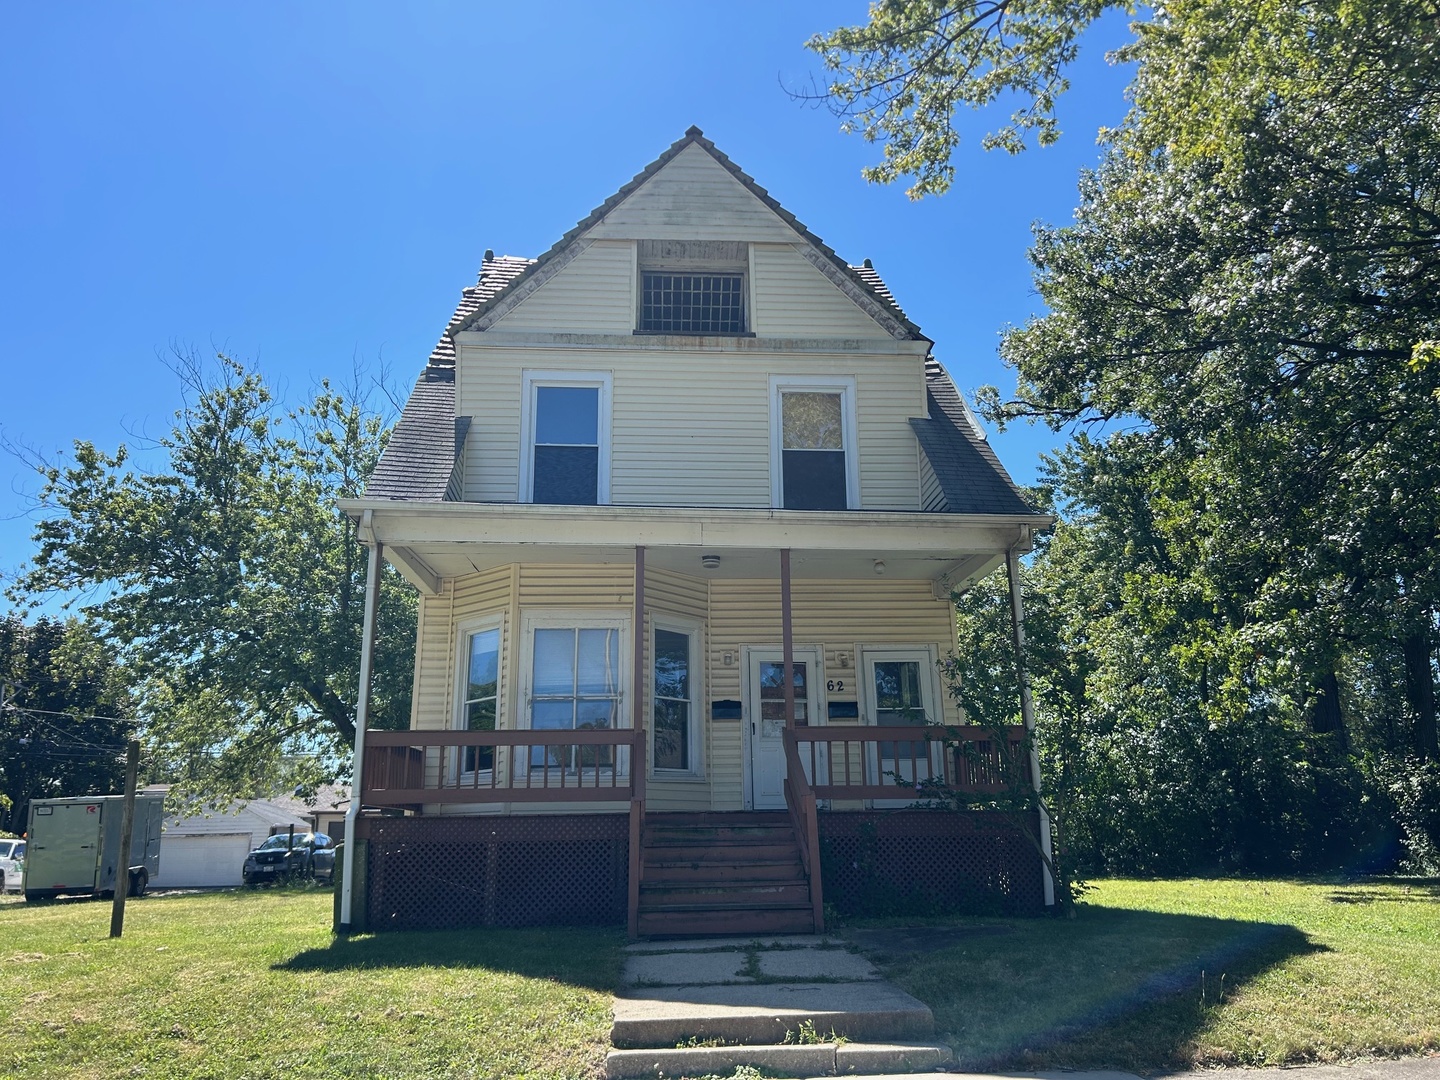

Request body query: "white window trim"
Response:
[451, 613, 506, 780]
[768, 375, 860, 510]
[649, 614, 704, 779]
[517, 609, 631, 776]
[518, 370, 613, 505]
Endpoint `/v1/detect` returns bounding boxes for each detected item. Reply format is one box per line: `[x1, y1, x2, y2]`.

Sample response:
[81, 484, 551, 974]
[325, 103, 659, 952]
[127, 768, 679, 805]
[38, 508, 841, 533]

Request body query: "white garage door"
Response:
[151, 834, 253, 888]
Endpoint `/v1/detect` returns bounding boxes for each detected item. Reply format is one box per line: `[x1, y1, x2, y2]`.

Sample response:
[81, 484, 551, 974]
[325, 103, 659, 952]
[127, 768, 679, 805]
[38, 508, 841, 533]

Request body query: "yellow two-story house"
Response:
[339, 128, 1054, 936]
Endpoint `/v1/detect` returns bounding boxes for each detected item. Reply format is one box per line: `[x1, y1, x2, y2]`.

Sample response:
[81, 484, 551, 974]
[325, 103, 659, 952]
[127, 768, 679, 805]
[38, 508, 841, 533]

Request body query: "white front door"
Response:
[744, 648, 821, 810]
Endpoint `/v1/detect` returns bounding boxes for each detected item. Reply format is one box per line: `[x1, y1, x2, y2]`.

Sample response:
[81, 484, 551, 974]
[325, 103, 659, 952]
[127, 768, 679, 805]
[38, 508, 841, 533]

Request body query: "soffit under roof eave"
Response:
[339, 498, 1052, 555]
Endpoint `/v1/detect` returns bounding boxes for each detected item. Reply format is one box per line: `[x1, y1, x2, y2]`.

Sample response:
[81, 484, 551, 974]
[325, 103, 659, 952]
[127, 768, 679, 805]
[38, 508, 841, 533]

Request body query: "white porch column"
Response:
[1006, 543, 1056, 907]
[340, 537, 383, 931]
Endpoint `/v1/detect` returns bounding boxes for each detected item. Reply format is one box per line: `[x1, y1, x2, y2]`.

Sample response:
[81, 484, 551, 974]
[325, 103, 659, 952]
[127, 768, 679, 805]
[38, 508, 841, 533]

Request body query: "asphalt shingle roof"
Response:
[911, 359, 1037, 516]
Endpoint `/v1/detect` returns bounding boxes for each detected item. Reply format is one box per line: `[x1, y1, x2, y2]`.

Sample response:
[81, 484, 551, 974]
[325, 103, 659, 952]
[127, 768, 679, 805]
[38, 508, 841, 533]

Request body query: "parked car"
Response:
[0, 839, 25, 893]
[241, 832, 335, 885]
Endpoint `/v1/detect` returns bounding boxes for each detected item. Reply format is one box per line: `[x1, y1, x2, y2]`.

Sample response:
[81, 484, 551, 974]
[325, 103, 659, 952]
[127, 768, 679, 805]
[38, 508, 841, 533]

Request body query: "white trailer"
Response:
[24, 794, 164, 902]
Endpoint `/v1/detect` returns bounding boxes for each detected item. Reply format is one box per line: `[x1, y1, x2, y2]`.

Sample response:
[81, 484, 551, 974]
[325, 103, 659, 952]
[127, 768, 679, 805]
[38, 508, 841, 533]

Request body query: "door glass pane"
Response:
[782, 393, 843, 449]
[874, 661, 925, 725]
[535, 386, 599, 445]
[533, 629, 575, 695]
[758, 661, 807, 725]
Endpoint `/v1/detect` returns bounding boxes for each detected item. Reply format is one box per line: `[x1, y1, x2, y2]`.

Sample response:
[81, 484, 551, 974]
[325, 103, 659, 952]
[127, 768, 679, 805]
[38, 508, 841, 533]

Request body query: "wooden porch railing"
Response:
[787, 724, 1029, 802]
[362, 728, 646, 807]
[782, 731, 826, 933]
[362, 727, 648, 937]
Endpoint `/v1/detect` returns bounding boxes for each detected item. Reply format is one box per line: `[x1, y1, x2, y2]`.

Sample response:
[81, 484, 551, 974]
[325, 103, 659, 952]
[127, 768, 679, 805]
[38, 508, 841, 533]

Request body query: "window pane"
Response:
[654, 699, 689, 770]
[467, 629, 499, 701]
[576, 698, 616, 729]
[532, 699, 574, 729]
[533, 446, 599, 505]
[535, 386, 598, 445]
[576, 628, 619, 694]
[533, 630, 576, 696]
[654, 629, 689, 700]
[782, 393, 843, 450]
[782, 449, 847, 510]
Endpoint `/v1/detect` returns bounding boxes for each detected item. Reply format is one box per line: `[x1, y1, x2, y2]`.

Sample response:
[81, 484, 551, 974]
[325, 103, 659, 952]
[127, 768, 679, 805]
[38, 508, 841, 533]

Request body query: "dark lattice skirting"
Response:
[356, 814, 628, 931]
[818, 810, 1046, 917]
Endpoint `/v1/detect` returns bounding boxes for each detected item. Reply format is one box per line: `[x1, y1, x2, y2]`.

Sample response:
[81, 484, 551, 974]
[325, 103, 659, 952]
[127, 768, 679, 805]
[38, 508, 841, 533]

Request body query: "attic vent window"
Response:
[635, 240, 749, 335]
[640, 273, 745, 334]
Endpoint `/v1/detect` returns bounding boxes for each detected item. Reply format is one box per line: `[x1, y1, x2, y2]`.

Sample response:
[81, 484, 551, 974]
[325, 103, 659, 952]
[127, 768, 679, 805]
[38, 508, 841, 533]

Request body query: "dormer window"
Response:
[636, 240, 749, 335]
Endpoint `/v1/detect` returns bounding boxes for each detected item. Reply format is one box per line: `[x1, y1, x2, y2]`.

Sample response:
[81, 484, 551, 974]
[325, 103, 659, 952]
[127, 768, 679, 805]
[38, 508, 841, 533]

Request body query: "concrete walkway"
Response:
[608, 934, 953, 1078]
[834, 1058, 1440, 1080]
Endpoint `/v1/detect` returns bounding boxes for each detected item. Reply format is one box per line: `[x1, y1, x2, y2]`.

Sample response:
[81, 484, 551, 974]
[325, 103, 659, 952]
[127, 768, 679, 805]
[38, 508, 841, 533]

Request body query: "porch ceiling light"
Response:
[701, 553, 721, 570]
[873, 559, 886, 576]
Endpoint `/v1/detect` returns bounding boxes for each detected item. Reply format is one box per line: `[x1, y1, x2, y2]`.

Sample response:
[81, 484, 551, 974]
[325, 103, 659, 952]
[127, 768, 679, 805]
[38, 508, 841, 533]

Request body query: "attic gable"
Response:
[452, 127, 926, 342]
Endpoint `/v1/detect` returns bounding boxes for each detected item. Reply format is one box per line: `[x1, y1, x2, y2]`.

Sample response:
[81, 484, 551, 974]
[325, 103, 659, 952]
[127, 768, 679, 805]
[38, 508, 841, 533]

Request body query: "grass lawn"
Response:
[0, 888, 623, 1080]
[856, 877, 1440, 1073]
[3, 879, 1437, 1079]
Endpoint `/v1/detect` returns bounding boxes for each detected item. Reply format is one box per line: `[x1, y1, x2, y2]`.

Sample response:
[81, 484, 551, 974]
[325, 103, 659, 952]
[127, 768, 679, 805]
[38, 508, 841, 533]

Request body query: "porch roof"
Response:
[341, 498, 1052, 596]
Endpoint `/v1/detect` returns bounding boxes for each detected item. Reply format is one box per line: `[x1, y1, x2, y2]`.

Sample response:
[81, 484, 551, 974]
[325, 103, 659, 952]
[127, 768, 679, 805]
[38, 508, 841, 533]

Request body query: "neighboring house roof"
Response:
[911, 359, 1035, 516]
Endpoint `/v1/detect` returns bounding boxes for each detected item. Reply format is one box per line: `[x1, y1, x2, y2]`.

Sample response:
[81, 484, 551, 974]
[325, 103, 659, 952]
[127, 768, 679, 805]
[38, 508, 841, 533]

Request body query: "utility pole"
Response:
[109, 740, 140, 938]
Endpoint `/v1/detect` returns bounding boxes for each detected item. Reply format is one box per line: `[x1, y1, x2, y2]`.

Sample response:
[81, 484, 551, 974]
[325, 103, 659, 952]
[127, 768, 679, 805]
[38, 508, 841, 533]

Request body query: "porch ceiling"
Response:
[342, 498, 1047, 594]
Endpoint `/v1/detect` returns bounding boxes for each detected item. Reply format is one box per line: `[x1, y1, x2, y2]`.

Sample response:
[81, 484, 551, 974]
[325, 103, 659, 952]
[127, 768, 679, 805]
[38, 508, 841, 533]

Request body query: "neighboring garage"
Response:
[150, 833, 253, 888]
[144, 786, 349, 889]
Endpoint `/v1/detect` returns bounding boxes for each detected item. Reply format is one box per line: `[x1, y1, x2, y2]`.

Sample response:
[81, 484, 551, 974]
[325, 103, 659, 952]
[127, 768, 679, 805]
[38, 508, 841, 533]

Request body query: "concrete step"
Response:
[636, 906, 815, 937]
[611, 981, 935, 1048]
[605, 1039, 953, 1079]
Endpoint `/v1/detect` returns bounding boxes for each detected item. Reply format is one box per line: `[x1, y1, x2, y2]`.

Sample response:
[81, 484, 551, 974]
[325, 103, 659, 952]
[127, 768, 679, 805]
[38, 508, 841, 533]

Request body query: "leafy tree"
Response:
[10, 354, 415, 804]
[0, 615, 134, 832]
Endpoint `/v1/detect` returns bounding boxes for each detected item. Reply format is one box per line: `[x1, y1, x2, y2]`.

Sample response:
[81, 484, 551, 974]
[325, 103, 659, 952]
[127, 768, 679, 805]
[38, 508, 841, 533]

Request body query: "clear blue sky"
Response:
[0, 3, 1135, 597]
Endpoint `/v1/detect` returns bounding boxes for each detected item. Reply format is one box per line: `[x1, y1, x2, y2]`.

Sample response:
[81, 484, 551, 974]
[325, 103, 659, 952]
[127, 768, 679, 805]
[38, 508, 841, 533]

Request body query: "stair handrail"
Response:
[782, 728, 825, 933]
[628, 727, 646, 938]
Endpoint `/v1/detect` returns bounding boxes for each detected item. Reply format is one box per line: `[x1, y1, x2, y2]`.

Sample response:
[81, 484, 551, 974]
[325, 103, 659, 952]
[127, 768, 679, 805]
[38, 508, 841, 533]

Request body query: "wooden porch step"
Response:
[637, 906, 816, 937]
[640, 840, 800, 863]
[640, 882, 810, 907]
[645, 835, 794, 852]
[643, 861, 802, 884]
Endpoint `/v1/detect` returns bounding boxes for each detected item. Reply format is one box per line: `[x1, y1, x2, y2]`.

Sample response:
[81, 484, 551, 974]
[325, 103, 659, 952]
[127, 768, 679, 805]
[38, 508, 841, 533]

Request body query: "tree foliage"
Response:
[10, 354, 415, 803]
[0, 615, 134, 833]
[814, 0, 1440, 866]
[807, 0, 1129, 196]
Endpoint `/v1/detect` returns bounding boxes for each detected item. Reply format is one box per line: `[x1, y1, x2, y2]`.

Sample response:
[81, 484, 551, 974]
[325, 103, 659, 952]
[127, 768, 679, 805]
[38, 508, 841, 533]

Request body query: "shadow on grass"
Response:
[854, 905, 1326, 1072]
[273, 924, 625, 993]
[1328, 876, 1440, 904]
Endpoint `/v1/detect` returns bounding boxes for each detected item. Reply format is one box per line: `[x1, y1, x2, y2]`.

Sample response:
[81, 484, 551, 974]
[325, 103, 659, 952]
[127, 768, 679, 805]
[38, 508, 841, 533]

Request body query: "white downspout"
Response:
[340, 523, 382, 932]
[1006, 537, 1056, 907]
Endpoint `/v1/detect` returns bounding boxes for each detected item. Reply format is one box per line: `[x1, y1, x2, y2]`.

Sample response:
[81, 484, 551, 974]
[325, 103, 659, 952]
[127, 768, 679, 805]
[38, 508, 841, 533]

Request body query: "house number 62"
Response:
[826, 680, 845, 692]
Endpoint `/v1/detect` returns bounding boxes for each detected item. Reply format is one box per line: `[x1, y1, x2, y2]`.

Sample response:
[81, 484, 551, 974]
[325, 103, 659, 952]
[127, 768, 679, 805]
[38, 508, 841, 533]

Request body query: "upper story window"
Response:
[521, 371, 612, 505]
[770, 376, 859, 510]
[635, 239, 749, 335]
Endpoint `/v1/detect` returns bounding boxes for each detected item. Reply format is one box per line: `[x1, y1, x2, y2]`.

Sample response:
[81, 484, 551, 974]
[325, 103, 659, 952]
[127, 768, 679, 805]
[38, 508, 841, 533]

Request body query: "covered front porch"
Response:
[337, 502, 1054, 935]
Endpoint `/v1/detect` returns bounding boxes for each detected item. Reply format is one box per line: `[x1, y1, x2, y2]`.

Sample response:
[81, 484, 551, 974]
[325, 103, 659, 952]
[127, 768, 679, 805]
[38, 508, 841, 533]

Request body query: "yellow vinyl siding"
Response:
[457, 345, 927, 508]
[586, 144, 802, 243]
[750, 244, 892, 338]
[488, 240, 637, 333]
